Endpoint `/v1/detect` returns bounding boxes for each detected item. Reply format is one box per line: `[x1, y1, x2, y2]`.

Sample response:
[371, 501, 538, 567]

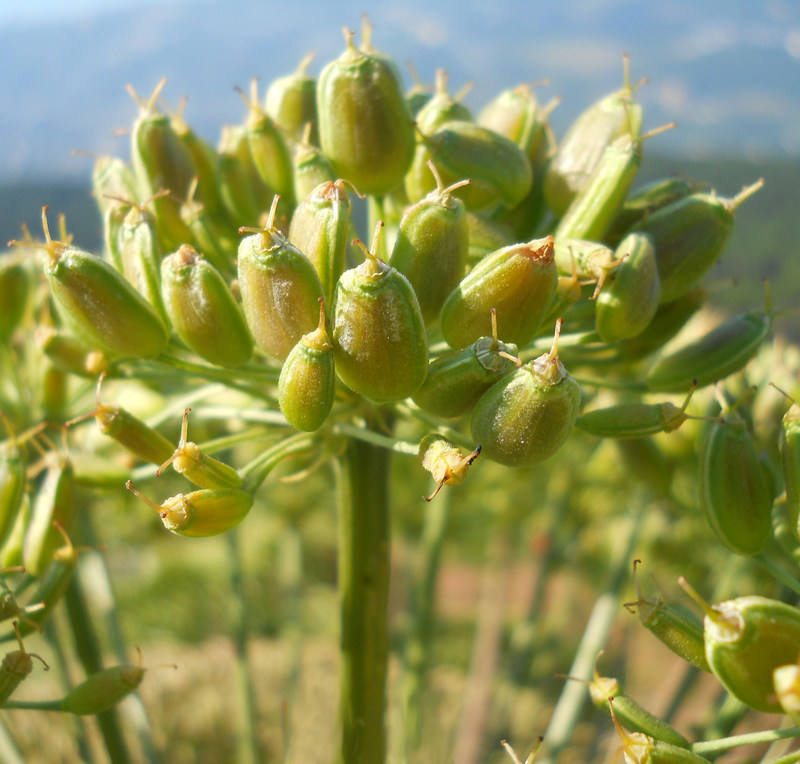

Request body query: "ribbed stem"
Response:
[335, 419, 392, 764]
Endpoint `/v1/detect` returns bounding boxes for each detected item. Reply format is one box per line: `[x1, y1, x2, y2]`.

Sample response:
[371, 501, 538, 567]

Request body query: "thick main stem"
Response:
[336, 422, 392, 764]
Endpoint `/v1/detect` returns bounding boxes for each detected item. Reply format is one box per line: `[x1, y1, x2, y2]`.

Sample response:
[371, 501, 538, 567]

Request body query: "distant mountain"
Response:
[1, 0, 799, 183]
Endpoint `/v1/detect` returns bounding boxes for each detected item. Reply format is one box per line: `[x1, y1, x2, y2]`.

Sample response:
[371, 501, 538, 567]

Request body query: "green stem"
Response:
[331, 421, 418, 455]
[539, 510, 642, 763]
[693, 727, 800, 757]
[401, 489, 451, 753]
[226, 530, 260, 764]
[755, 552, 800, 598]
[239, 432, 316, 495]
[335, 417, 392, 764]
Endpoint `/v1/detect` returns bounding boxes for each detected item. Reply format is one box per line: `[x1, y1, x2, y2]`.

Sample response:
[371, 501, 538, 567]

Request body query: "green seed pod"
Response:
[633, 180, 763, 303]
[418, 435, 481, 501]
[289, 179, 353, 306]
[415, 69, 472, 136]
[544, 56, 643, 216]
[440, 236, 556, 350]
[265, 52, 319, 145]
[126, 480, 253, 537]
[680, 577, 800, 713]
[779, 398, 800, 540]
[217, 124, 271, 228]
[91, 156, 139, 219]
[61, 660, 144, 715]
[292, 134, 336, 204]
[626, 562, 710, 672]
[0, 419, 27, 549]
[646, 310, 771, 393]
[237, 197, 324, 361]
[238, 79, 295, 205]
[179, 190, 239, 277]
[604, 176, 698, 248]
[404, 61, 431, 117]
[576, 386, 697, 439]
[90, 375, 175, 466]
[0, 494, 30, 568]
[697, 403, 772, 556]
[157, 408, 242, 490]
[116, 200, 167, 321]
[406, 120, 532, 212]
[478, 83, 550, 167]
[389, 168, 469, 324]
[614, 287, 706, 363]
[413, 310, 519, 418]
[471, 320, 581, 467]
[317, 29, 415, 197]
[587, 670, 690, 749]
[102, 202, 129, 271]
[278, 300, 336, 432]
[609, 698, 710, 764]
[161, 244, 253, 367]
[170, 99, 229, 220]
[0, 623, 48, 706]
[595, 233, 660, 342]
[332, 224, 428, 402]
[38, 209, 169, 359]
[36, 327, 108, 378]
[127, 80, 196, 252]
[465, 212, 514, 266]
[0, 258, 30, 342]
[23, 452, 74, 578]
[552, 238, 619, 285]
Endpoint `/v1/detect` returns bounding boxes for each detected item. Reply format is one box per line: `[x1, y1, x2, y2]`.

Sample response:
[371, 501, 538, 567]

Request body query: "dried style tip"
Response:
[418, 435, 481, 500]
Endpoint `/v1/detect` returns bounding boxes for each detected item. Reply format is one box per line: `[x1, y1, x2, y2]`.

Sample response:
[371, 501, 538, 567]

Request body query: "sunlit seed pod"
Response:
[0, 494, 30, 568]
[613, 287, 706, 363]
[102, 202, 129, 271]
[157, 408, 242, 490]
[23, 452, 74, 578]
[0, 258, 30, 342]
[633, 180, 763, 303]
[292, 131, 336, 204]
[698, 401, 772, 556]
[61, 659, 144, 715]
[646, 310, 771, 393]
[552, 238, 619, 290]
[37, 208, 168, 359]
[440, 236, 556, 350]
[161, 244, 253, 367]
[278, 300, 335, 432]
[418, 435, 481, 501]
[471, 320, 581, 467]
[626, 561, 709, 672]
[604, 176, 698, 248]
[608, 697, 710, 764]
[126, 480, 253, 537]
[0, 623, 48, 706]
[289, 179, 353, 306]
[127, 79, 196, 252]
[265, 52, 319, 145]
[91, 156, 139, 219]
[116, 201, 167, 321]
[237, 197, 324, 361]
[586, 668, 690, 748]
[89, 375, 175, 466]
[478, 83, 550, 167]
[406, 120, 532, 212]
[415, 69, 472, 136]
[576, 385, 697, 440]
[217, 124, 271, 228]
[544, 55, 643, 216]
[774, 662, 800, 725]
[413, 310, 519, 418]
[389, 169, 469, 324]
[778, 396, 800, 540]
[595, 232, 660, 342]
[179, 191, 239, 277]
[680, 577, 800, 713]
[332, 224, 428, 402]
[317, 29, 415, 197]
[238, 79, 295, 206]
[39, 363, 70, 421]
